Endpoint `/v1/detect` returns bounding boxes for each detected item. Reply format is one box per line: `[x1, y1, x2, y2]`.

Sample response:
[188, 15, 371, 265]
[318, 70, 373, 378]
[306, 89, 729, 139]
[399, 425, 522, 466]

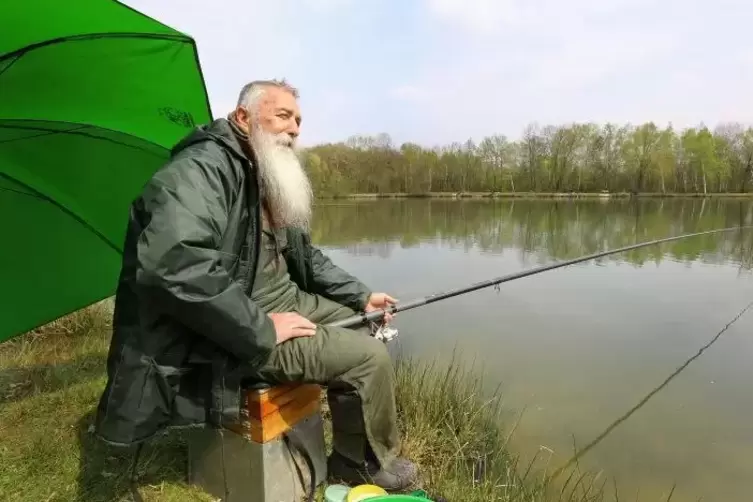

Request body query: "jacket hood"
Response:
[171, 118, 248, 161]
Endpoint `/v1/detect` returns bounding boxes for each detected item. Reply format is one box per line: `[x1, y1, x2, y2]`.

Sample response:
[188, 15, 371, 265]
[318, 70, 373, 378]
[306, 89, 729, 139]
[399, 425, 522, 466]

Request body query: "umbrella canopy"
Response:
[1, 0, 213, 342]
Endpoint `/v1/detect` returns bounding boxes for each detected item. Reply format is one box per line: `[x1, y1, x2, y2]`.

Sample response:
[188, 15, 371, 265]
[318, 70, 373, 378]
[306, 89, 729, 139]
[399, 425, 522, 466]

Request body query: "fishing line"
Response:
[547, 298, 753, 482]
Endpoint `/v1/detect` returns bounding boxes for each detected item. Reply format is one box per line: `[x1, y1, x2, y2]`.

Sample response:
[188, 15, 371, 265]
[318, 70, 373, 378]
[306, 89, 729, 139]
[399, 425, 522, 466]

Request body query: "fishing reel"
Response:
[370, 322, 399, 343]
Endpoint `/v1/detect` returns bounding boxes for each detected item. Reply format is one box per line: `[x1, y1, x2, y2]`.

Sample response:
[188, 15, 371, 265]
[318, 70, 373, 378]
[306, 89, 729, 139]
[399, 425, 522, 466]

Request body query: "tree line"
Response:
[302, 122, 753, 195]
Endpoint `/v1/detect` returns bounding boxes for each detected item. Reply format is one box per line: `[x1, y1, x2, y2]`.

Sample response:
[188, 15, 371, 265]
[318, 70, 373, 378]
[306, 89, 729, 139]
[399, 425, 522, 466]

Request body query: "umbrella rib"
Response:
[0, 53, 22, 80]
[0, 32, 190, 63]
[0, 124, 90, 146]
[0, 171, 123, 254]
[0, 185, 46, 200]
[0, 120, 167, 157]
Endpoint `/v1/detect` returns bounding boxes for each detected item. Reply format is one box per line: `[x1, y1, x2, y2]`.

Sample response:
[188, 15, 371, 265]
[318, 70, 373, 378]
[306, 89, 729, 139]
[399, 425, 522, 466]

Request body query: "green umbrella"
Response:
[1, 0, 213, 342]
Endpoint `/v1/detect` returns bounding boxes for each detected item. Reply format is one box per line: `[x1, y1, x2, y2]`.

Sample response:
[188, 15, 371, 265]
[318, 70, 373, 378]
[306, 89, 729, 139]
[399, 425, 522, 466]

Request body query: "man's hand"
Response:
[269, 312, 317, 344]
[365, 293, 398, 323]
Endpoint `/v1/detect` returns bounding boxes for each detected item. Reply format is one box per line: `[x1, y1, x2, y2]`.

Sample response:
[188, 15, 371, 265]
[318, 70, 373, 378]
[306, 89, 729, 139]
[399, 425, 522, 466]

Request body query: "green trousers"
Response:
[246, 223, 400, 467]
[248, 291, 400, 467]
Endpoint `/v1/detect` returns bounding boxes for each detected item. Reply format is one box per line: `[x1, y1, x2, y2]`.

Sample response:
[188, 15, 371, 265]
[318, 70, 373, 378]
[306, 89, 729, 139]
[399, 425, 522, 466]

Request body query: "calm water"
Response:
[311, 198, 753, 502]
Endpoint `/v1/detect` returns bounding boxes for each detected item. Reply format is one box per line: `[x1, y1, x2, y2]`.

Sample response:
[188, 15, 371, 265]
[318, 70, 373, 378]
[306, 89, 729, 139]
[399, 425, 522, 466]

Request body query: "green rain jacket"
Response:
[94, 118, 372, 447]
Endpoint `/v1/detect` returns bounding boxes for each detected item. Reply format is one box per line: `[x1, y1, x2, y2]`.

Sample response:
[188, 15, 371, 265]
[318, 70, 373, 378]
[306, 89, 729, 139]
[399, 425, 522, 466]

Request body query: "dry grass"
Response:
[0, 303, 609, 502]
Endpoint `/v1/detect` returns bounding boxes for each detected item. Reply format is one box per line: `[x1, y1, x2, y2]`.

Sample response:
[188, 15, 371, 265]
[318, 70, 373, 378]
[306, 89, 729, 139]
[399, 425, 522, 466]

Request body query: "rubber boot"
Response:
[326, 388, 418, 491]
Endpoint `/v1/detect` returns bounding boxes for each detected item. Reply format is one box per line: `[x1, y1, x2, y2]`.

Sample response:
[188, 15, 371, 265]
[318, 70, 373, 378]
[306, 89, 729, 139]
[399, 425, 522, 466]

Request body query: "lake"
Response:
[310, 197, 753, 502]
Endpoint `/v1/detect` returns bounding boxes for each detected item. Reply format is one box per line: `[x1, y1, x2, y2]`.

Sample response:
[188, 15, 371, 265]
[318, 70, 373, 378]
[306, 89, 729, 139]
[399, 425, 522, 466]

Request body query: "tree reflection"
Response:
[310, 199, 753, 270]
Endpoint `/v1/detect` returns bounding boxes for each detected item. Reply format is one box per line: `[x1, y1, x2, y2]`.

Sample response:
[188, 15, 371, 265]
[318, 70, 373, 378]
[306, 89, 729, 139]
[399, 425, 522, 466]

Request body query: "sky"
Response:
[124, 0, 753, 148]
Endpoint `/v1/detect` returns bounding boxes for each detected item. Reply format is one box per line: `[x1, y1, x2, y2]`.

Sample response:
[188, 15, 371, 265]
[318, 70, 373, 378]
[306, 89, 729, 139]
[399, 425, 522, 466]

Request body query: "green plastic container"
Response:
[365, 498, 427, 501]
[364, 490, 429, 502]
[326, 485, 437, 502]
[364, 495, 431, 501]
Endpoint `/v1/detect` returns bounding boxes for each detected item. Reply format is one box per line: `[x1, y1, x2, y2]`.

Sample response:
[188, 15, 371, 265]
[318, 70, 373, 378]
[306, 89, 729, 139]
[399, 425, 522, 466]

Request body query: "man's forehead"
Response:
[261, 87, 299, 111]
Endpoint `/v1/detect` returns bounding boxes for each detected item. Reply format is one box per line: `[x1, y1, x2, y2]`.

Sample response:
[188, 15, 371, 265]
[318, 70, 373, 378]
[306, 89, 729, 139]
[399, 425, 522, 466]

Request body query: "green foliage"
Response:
[302, 122, 753, 195]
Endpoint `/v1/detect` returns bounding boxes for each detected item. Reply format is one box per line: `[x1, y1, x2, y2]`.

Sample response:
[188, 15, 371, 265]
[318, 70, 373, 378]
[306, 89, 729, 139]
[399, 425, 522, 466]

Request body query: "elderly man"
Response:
[94, 79, 417, 490]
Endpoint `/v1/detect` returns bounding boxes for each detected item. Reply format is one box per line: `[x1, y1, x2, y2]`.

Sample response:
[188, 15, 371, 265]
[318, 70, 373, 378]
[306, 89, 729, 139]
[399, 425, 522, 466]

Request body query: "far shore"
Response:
[317, 191, 753, 200]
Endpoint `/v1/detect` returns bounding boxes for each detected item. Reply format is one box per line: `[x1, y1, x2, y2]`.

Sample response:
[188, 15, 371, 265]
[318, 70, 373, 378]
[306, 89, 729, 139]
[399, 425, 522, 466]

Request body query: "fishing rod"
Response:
[326, 225, 753, 329]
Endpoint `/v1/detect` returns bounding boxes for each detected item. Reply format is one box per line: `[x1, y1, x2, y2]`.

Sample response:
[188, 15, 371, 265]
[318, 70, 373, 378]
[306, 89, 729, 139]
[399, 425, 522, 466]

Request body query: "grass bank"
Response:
[319, 191, 753, 200]
[0, 302, 608, 502]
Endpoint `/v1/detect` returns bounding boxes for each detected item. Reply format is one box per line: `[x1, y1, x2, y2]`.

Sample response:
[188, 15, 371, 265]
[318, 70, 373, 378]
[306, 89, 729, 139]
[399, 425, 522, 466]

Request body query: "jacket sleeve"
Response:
[132, 156, 277, 365]
[306, 237, 372, 311]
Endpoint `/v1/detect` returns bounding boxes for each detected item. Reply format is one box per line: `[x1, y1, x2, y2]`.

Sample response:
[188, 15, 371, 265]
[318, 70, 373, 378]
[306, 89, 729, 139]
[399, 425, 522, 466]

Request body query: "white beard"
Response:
[248, 126, 313, 230]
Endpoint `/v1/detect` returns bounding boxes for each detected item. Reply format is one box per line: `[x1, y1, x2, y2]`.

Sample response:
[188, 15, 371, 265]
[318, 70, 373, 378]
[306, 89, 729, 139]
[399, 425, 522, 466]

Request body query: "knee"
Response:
[360, 337, 392, 373]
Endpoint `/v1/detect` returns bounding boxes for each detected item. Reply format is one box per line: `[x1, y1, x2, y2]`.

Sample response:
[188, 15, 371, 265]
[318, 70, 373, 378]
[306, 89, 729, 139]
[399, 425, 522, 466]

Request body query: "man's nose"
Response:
[287, 120, 300, 139]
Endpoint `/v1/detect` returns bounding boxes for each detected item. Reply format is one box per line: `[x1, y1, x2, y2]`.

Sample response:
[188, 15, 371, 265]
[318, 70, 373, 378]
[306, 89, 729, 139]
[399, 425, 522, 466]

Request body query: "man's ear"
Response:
[231, 106, 252, 134]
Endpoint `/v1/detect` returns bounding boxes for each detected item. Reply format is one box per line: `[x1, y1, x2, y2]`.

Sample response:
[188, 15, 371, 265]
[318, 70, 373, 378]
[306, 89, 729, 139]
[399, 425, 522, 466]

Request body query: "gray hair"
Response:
[236, 79, 299, 113]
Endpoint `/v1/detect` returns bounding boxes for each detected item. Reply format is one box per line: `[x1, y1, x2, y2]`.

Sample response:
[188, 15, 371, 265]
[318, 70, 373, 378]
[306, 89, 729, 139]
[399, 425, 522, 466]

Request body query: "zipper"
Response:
[246, 161, 262, 295]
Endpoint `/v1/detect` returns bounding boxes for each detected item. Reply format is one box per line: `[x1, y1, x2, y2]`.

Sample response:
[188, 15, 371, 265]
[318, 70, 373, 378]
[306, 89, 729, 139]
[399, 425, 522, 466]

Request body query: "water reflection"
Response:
[311, 198, 753, 270]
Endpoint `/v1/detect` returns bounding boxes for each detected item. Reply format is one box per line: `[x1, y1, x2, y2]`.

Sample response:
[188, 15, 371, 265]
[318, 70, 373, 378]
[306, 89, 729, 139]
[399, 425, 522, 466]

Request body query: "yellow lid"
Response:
[346, 484, 388, 502]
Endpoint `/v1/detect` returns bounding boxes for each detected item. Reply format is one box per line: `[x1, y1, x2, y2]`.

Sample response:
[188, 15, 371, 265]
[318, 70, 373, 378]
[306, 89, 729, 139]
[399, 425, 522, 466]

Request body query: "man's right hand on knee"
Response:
[268, 312, 317, 344]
